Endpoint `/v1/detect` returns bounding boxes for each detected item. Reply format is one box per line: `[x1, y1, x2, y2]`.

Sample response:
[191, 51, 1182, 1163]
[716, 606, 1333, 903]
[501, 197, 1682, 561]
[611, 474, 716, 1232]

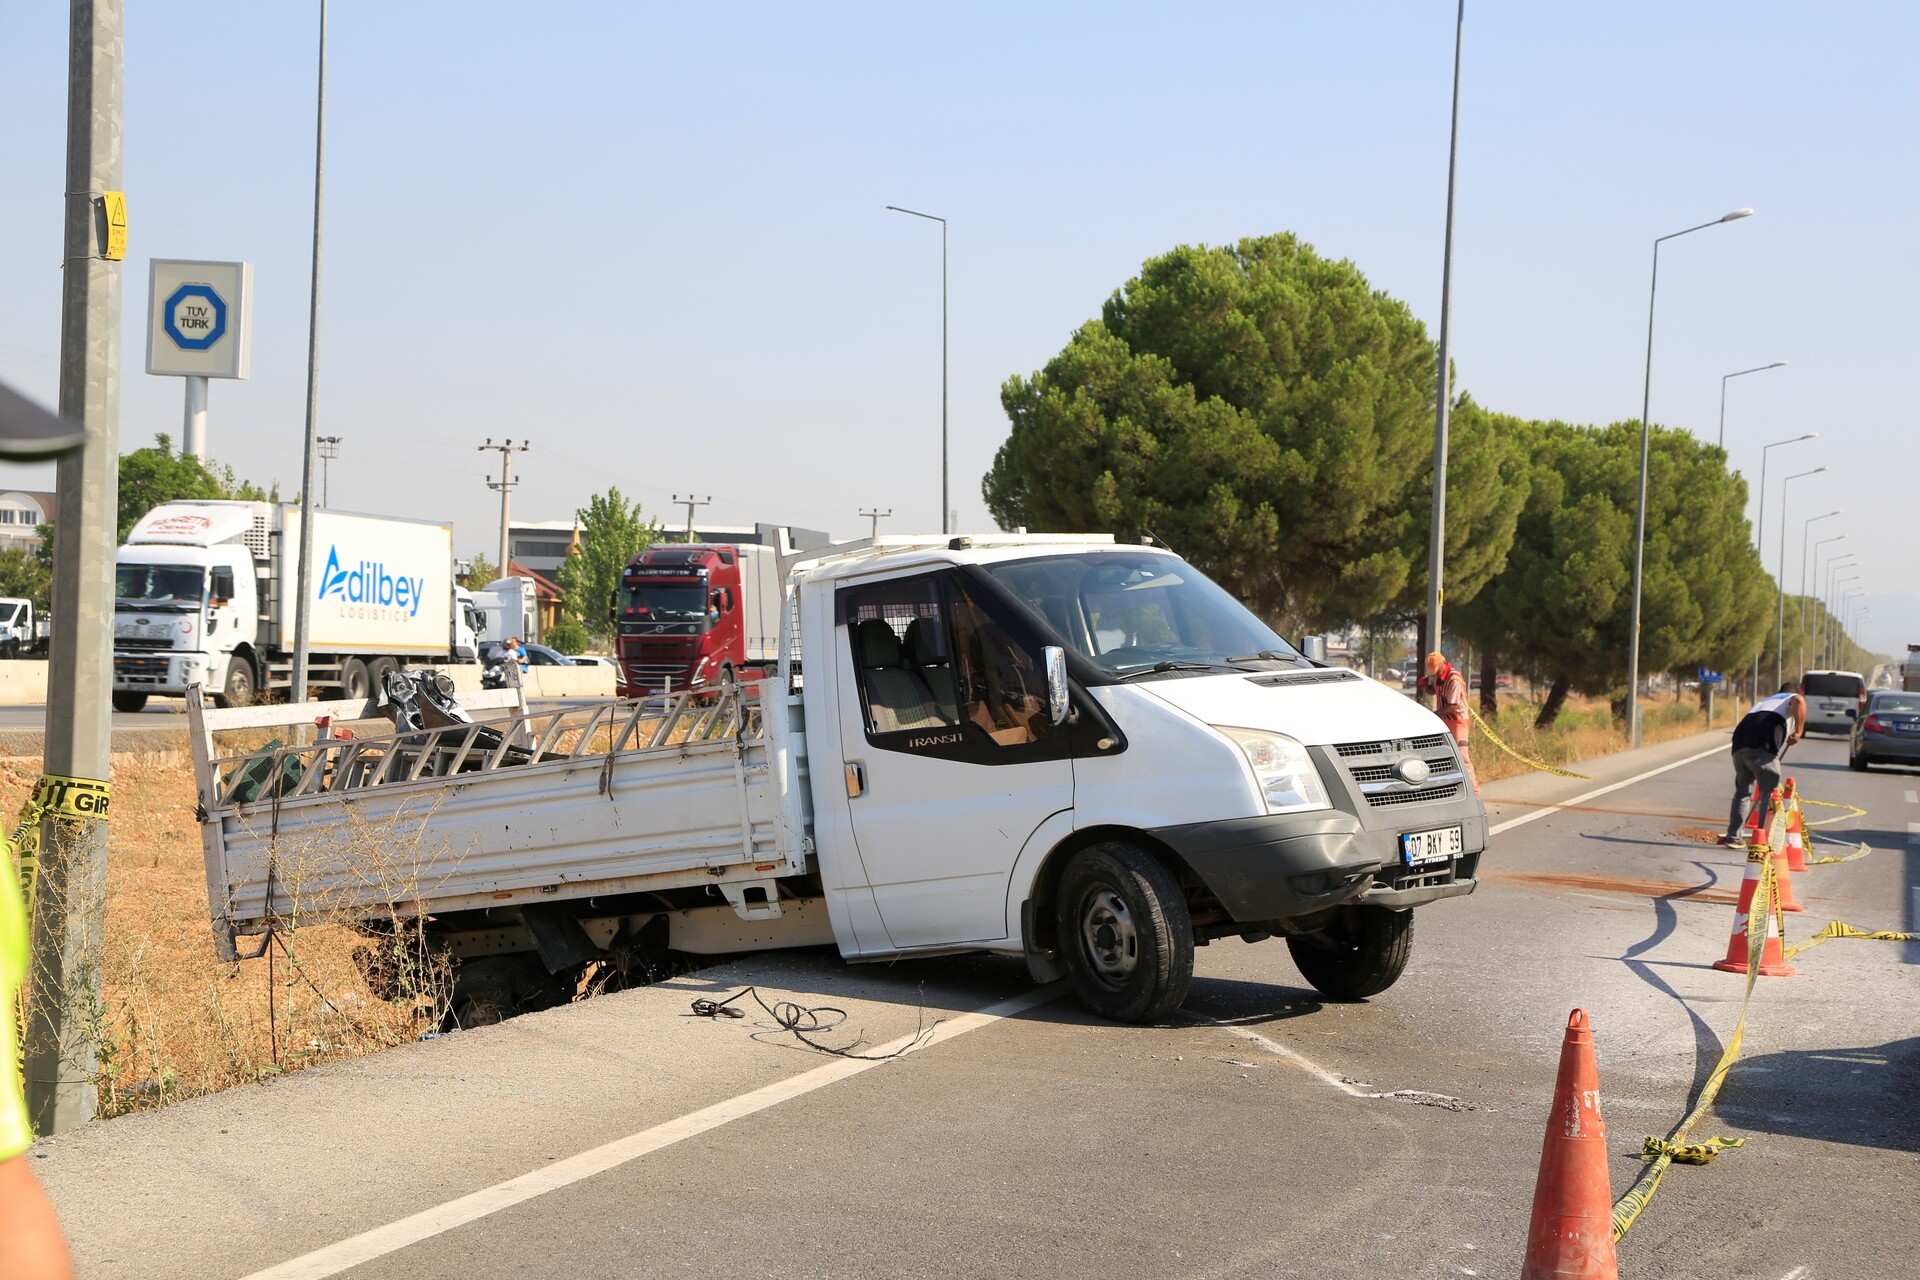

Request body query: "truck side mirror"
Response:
[1045, 645, 1070, 726]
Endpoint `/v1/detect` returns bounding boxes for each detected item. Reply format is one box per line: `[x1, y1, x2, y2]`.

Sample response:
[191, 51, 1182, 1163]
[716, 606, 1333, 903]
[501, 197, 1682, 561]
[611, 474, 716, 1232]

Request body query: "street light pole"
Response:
[884, 205, 947, 533]
[858, 507, 892, 540]
[1717, 360, 1787, 450]
[290, 0, 328, 705]
[1804, 532, 1846, 675]
[1831, 578, 1860, 666]
[1797, 511, 1842, 677]
[1774, 465, 1825, 688]
[316, 434, 340, 508]
[1749, 431, 1815, 698]
[1626, 208, 1752, 746]
[1424, 0, 1466, 664]
[1820, 556, 1854, 665]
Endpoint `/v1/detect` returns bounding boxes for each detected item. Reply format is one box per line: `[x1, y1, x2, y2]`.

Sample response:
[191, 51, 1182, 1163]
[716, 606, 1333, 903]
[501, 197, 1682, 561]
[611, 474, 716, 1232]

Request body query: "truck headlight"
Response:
[1215, 727, 1330, 814]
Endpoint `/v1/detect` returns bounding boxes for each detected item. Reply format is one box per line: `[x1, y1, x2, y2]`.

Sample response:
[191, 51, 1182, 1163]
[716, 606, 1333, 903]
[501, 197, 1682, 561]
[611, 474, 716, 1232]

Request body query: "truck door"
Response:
[834, 569, 1072, 948]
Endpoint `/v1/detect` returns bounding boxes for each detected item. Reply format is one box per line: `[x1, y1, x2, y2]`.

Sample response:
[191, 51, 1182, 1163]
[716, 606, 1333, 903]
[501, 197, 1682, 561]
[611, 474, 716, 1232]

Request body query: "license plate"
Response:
[1401, 825, 1463, 866]
[1821, 701, 1845, 711]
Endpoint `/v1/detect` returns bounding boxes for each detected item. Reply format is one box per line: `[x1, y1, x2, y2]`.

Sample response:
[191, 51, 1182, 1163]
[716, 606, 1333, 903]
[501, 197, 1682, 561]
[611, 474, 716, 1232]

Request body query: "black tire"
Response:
[111, 691, 148, 713]
[1287, 905, 1414, 1001]
[446, 954, 549, 1029]
[1056, 841, 1194, 1024]
[1849, 749, 1869, 772]
[367, 657, 399, 699]
[215, 656, 255, 709]
[337, 657, 371, 701]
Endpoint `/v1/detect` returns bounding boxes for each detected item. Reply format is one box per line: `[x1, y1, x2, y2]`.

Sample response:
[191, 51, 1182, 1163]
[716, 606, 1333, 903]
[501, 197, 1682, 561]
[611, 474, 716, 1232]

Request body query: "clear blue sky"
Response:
[2, 2, 1915, 654]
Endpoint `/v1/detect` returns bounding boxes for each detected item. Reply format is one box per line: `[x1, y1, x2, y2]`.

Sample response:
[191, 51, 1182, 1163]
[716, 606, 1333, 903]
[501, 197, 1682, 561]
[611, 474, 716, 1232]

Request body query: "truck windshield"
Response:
[619, 583, 711, 631]
[117, 564, 207, 609]
[982, 552, 1307, 677]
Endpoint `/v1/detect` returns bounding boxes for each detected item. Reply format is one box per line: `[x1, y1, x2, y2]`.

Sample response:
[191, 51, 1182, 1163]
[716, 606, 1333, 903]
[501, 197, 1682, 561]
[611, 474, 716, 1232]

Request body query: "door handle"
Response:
[844, 760, 866, 799]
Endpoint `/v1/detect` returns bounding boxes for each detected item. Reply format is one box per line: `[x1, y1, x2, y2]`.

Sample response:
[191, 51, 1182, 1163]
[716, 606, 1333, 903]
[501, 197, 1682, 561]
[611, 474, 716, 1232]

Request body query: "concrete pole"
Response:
[182, 374, 207, 460]
[27, 0, 123, 1134]
[673, 493, 710, 544]
[1424, 0, 1464, 667]
[290, 0, 327, 704]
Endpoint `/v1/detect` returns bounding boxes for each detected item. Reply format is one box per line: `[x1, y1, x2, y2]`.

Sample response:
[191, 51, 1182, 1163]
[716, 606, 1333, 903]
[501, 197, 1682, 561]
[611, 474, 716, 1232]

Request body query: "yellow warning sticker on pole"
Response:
[102, 191, 128, 261]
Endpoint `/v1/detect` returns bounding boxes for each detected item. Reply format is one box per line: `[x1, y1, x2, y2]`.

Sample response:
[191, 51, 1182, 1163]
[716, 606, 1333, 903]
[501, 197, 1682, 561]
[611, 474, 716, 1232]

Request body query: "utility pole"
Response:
[858, 507, 891, 540]
[28, 0, 124, 1134]
[480, 437, 528, 574]
[673, 494, 710, 543]
[316, 434, 340, 507]
[289, 0, 328, 705]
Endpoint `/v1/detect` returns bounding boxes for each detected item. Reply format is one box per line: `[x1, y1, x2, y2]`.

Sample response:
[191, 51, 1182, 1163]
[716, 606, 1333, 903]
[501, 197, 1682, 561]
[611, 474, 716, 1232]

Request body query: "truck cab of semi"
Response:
[614, 543, 777, 697]
[114, 503, 263, 711]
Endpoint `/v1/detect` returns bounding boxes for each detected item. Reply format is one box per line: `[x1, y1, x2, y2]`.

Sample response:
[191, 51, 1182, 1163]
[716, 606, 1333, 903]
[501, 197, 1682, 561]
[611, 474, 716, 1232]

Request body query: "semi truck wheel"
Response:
[1287, 905, 1413, 1001]
[1056, 841, 1194, 1023]
[337, 657, 371, 701]
[111, 691, 147, 713]
[216, 659, 255, 709]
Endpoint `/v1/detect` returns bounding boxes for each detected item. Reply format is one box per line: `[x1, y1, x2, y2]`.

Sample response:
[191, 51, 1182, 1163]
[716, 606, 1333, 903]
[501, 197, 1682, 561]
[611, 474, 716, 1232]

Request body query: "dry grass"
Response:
[4, 740, 444, 1118]
[1471, 692, 1722, 784]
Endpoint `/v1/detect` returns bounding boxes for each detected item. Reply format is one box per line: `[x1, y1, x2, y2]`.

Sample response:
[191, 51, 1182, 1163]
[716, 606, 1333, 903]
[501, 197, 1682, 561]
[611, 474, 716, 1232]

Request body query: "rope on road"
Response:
[1466, 706, 1589, 779]
[689, 985, 939, 1060]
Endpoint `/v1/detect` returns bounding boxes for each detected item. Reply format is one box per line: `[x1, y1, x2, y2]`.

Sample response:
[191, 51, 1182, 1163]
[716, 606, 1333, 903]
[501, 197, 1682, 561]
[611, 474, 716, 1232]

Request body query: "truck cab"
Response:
[614, 543, 776, 697]
[789, 534, 1484, 1020]
[114, 504, 264, 711]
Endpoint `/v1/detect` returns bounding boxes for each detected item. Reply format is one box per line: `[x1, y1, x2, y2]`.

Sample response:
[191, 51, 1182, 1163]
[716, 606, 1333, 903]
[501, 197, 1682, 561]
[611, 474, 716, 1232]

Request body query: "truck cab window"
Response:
[841, 573, 1059, 756]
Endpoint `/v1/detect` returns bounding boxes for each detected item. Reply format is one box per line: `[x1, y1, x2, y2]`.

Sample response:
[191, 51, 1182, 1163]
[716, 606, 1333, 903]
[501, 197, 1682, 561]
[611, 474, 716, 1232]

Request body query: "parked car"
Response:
[1801, 670, 1868, 735]
[1850, 690, 1920, 771]
[479, 640, 570, 669]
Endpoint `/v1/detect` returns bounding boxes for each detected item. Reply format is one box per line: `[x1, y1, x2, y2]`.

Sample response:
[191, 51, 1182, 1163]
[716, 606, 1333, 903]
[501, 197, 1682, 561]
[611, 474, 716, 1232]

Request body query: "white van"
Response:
[1801, 670, 1868, 734]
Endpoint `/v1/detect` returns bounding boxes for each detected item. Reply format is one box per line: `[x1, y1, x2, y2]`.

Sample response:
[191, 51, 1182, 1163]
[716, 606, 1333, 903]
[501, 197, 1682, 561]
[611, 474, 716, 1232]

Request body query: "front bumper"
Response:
[1153, 736, 1489, 923]
[113, 650, 207, 693]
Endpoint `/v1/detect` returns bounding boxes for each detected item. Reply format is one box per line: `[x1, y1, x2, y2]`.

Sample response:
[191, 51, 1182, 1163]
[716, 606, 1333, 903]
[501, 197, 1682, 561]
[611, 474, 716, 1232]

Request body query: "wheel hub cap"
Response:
[1080, 887, 1138, 982]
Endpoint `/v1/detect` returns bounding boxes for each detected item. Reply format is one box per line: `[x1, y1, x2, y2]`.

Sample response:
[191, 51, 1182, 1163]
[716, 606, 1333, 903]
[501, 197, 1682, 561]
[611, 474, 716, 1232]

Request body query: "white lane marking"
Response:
[1488, 744, 1727, 837]
[1904, 788, 1917, 805]
[1777, 1267, 1809, 1280]
[243, 983, 1065, 1280]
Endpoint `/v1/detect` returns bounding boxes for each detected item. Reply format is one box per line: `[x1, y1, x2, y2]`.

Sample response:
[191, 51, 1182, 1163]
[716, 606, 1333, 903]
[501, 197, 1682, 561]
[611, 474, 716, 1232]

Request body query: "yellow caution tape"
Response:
[1642, 1135, 1745, 1165]
[1466, 705, 1590, 779]
[1613, 798, 1913, 1241]
[1612, 807, 1786, 1240]
[1783, 921, 1918, 960]
[5, 773, 111, 907]
[1798, 798, 1866, 826]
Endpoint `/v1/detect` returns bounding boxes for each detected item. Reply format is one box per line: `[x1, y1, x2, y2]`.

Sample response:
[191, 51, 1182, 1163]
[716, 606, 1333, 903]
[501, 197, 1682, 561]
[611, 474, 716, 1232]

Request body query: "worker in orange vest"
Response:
[1420, 651, 1479, 793]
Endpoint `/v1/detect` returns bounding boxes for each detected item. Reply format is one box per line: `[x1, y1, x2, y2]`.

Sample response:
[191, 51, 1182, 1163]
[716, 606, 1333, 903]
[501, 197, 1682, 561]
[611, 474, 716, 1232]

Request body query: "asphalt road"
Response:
[32, 727, 1919, 1279]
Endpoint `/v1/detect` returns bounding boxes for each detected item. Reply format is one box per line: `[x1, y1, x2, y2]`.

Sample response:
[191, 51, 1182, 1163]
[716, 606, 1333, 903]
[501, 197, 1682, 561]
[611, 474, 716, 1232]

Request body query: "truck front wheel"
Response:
[1287, 905, 1413, 1001]
[216, 658, 255, 709]
[1056, 841, 1194, 1024]
[111, 691, 147, 713]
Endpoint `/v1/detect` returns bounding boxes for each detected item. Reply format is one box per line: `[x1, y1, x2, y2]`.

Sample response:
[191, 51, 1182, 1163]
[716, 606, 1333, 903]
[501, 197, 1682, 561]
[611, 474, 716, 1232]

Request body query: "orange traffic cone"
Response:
[1745, 787, 1803, 912]
[1522, 1009, 1620, 1279]
[1780, 781, 1810, 874]
[1711, 849, 1795, 976]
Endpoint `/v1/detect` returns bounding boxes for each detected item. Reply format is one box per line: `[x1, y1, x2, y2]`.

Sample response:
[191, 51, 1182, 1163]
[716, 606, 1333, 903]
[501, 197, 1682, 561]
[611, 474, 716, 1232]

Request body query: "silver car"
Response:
[1850, 690, 1920, 771]
[1801, 669, 1867, 735]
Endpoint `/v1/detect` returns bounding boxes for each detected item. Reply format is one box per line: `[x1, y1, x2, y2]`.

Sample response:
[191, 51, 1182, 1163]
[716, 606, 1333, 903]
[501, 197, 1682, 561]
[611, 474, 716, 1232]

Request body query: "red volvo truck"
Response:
[612, 542, 780, 697]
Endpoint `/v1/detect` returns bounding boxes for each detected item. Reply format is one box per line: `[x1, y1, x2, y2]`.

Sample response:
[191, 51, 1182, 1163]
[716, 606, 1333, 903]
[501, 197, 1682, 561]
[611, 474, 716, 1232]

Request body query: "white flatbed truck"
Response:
[189, 533, 1488, 1024]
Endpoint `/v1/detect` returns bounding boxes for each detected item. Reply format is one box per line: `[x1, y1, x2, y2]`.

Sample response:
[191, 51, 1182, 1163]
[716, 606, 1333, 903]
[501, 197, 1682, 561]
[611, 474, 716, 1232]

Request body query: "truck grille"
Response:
[115, 656, 170, 682]
[1365, 783, 1461, 808]
[1336, 732, 1449, 758]
[1347, 755, 1456, 784]
[116, 637, 176, 652]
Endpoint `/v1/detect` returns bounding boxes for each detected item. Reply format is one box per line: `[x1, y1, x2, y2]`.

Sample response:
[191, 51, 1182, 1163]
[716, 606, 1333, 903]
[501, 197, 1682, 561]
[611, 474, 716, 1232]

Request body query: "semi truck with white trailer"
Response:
[189, 532, 1487, 1025]
[115, 500, 481, 711]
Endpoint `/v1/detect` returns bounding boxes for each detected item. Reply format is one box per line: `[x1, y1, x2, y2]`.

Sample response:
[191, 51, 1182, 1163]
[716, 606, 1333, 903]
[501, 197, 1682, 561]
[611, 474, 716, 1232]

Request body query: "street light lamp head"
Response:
[1768, 361, 1788, 369]
[1721, 208, 1755, 222]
